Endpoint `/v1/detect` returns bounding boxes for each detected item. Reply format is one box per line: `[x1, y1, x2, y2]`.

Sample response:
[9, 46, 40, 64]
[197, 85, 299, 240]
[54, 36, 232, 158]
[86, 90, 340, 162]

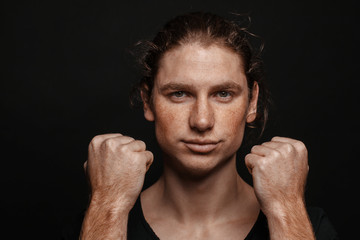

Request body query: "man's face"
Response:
[142, 43, 258, 177]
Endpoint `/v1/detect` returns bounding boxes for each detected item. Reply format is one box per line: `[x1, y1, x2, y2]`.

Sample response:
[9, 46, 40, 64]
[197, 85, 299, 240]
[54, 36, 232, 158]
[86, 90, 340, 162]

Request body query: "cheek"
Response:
[222, 105, 247, 131]
[153, 101, 183, 140]
[218, 104, 248, 147]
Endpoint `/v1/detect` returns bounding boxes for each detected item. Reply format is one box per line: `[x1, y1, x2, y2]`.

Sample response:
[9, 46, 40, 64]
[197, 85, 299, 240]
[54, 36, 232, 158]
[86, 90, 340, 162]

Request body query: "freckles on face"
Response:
[152, 100, 179, 142]
[148, 43, 253, 170]
[217, 98, 249, 148]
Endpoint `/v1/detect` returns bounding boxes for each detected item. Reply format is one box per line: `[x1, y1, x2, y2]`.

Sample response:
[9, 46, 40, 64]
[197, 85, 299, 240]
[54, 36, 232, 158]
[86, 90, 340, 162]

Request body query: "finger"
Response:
[144, 151, 154, 172]
[83, 161, 88, 174]
[271, 136, 298, 144]
[109, 135, 135, 145]
[245, 153, 262, 174]
[98, 135, 136, 151]
[267, 138, 307, 156]
[89, 133, 126, 149]
[272, 137, 307, 154]
[251, 144, 276, 157]
[90, 133, 123, 143]
[261, 141, 284, 149]
[123, 139, 147, 152]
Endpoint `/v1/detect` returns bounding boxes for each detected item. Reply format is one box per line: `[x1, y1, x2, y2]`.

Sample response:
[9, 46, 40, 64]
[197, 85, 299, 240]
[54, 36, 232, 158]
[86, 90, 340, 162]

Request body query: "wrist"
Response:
[88, 193, 134, 216]
[263, 196, 306, 219]
[81, 199, 129, 240]
[264, 198, 315, 240]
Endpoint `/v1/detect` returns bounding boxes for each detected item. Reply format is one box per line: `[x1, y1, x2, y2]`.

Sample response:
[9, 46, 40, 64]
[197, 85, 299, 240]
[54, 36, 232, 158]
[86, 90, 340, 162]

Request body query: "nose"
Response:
[189, 97, 215, 132]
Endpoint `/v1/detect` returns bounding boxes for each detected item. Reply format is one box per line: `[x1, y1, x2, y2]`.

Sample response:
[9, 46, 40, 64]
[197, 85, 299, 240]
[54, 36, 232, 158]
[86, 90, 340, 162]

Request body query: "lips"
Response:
[182, 140, 220, 154]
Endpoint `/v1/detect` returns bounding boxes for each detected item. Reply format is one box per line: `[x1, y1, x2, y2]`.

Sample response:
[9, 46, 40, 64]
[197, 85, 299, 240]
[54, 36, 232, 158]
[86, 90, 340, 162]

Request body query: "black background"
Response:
[2, 0, 359, 239]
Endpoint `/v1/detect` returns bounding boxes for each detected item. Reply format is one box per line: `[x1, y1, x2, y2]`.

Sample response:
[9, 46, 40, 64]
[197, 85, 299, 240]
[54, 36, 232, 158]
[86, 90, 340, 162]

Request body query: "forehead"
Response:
[156, 43, 247, 88]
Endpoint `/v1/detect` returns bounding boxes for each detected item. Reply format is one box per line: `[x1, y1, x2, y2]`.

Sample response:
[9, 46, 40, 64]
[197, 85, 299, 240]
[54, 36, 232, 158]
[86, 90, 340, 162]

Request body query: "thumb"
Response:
[83, 160, 88, 175]
[244, 153, 257, 175]
[145, 151, 154, 172]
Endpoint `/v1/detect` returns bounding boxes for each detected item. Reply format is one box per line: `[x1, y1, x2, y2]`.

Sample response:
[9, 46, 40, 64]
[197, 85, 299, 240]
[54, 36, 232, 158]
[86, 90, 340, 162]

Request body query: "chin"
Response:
[164, 152, 235, 181]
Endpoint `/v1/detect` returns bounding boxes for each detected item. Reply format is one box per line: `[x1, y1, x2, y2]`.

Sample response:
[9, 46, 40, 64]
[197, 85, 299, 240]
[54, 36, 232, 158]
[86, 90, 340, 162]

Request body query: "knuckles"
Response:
[294, 140, 308, 155]
[272, 138, 308, 156]
[279, 142, 295, 155]
[269, 148, 281, 158]
[89, 135, 103, 150]
[251, 138, 308, 166]
[102, 138, 119, 150]
[256, 157, 270, 172]
[89, 134, 137, 153]
[250, 145, 259, 153]
[88, 134, 149, 167]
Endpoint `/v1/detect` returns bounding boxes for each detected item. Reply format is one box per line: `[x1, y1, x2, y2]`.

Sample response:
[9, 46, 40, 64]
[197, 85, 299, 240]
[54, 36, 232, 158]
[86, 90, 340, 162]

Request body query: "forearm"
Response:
[266, 199, 315, 240]
[79, 201, 129, 240]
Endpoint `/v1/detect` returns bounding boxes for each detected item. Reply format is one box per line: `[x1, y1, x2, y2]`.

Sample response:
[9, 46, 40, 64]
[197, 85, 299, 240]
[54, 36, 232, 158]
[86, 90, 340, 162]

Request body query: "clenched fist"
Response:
[85, 133, 153, 212]
[245, 136, 309, 216]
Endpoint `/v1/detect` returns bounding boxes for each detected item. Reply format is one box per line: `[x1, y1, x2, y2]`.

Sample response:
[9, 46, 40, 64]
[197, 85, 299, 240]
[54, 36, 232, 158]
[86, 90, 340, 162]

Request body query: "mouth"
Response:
[182, 140, 220, 154]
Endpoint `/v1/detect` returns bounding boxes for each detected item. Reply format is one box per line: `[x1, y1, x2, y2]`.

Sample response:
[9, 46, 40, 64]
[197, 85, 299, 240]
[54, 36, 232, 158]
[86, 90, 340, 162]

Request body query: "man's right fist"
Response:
[84, 133, 154, 212]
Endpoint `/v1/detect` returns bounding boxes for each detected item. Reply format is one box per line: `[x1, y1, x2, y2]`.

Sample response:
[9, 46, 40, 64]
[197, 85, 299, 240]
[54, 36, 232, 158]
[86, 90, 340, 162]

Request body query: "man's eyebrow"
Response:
[158, 81, 244, 92]
[210, 81, 243, 92]
[158, 83, 193, 92]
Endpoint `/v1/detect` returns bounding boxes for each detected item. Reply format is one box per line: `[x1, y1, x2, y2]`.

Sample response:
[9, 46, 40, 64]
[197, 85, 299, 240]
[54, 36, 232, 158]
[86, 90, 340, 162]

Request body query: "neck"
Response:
[155, 155, 252, 224]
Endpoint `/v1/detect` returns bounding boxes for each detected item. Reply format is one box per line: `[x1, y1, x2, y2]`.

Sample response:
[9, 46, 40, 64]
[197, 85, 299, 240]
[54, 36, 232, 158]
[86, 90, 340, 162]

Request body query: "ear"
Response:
[246, 81, 259, 124]
[140, 88, 155, 122]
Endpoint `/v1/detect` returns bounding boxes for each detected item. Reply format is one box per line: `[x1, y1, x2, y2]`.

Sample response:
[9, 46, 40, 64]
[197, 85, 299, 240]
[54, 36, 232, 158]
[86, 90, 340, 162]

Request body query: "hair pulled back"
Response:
[131, 12, 270, 140]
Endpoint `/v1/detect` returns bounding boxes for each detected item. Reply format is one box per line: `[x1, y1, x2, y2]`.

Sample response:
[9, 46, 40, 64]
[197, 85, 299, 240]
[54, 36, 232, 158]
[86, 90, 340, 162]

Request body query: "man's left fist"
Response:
[245, 136, 309, 216]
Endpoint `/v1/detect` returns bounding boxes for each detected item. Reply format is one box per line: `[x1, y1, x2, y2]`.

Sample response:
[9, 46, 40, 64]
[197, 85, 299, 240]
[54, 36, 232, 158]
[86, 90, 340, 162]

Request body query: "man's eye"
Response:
[217, 91, 231, 98]
[172, 91, 186, 98]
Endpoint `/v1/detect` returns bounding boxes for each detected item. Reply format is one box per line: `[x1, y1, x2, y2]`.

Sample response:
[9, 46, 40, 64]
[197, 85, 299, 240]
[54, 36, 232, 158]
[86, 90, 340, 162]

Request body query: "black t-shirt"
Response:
[61, 197, 339, 239]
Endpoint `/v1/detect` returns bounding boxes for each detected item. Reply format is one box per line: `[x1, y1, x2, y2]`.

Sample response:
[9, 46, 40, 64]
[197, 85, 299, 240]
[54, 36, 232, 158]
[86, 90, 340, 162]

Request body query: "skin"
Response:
[80, 43, 314, 239]
[143, 43, 258, 179]
[140, 43, 260, 239]
[80, 134, 153, 239]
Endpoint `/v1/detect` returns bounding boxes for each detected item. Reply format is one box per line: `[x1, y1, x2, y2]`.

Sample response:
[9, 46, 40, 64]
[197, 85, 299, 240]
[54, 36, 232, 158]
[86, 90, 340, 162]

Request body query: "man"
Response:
[75, 12, 338, 239]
